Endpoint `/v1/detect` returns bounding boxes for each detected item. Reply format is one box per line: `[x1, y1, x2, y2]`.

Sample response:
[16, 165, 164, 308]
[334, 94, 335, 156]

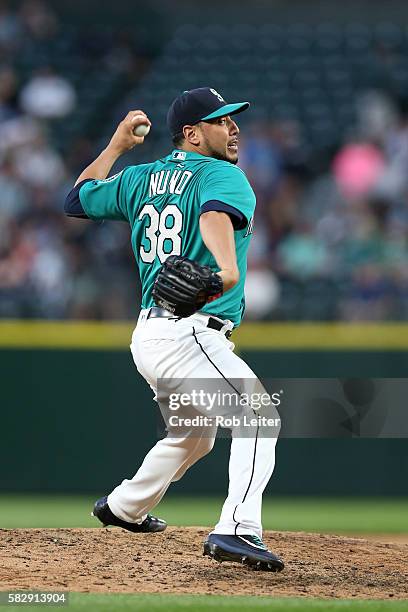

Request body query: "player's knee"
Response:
[171, 438, 215, 483]
[194, 436, 215, 459]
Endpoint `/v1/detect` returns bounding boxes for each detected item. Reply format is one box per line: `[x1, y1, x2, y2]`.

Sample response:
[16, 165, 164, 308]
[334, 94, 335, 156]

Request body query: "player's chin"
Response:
[226, 146, 239, 164]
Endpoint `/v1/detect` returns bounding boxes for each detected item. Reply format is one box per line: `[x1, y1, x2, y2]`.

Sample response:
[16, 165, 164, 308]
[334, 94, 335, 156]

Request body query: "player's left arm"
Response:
[199, 211, 239, 292]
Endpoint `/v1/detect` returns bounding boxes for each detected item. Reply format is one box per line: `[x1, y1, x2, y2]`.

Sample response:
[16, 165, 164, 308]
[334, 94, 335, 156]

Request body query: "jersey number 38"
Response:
[138, 204, 183, 263]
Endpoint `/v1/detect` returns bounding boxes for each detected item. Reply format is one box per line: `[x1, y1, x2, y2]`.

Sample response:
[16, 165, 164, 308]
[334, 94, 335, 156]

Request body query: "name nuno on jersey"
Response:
[149, 169, 193, 197]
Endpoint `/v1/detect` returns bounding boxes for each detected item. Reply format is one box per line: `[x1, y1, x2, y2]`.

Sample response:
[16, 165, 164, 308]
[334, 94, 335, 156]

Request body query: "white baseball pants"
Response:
[107, 309, 279, 537]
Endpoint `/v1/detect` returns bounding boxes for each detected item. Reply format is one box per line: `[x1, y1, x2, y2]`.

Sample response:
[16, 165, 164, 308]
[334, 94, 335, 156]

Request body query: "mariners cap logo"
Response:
[210, 89, 225, 103]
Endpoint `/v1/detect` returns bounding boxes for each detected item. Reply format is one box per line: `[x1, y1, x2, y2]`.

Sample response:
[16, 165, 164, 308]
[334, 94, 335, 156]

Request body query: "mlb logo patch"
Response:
[172, 151, 186, 161]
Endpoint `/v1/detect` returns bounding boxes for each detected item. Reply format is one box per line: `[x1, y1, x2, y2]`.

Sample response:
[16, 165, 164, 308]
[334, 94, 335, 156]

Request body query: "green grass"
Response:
[3, 594, 407, 612]
[0, 495, 407, 533]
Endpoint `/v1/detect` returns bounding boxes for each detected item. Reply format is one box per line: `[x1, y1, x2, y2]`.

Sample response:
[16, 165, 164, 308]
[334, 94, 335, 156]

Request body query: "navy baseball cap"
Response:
[167, 87, 250, 138]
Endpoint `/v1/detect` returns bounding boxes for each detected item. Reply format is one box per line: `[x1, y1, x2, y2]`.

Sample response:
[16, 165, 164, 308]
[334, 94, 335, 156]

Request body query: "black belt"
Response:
[146, 307, 233, 339]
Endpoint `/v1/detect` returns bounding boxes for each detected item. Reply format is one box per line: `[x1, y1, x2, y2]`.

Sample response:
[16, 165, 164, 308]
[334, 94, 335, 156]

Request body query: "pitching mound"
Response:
[1, 527, 407, 599]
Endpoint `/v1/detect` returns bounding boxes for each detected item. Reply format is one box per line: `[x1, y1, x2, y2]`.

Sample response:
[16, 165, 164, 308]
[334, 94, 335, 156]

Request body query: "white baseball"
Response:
[132, 116, 151, 137]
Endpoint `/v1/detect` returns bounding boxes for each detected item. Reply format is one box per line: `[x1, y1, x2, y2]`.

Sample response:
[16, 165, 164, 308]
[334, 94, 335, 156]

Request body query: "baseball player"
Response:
[65, 87, 284, 572]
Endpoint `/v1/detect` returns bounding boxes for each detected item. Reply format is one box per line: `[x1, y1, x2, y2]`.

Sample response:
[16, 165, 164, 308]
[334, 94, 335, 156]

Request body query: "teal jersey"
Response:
[79, 150, 256, 327]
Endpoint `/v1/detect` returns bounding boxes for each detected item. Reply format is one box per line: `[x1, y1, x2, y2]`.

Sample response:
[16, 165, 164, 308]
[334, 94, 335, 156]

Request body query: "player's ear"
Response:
[183, 124, 200, 146]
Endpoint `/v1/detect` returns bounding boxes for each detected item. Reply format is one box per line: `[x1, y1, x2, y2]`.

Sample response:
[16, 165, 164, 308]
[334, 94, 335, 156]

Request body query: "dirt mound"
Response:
[1, 527, 407, 599]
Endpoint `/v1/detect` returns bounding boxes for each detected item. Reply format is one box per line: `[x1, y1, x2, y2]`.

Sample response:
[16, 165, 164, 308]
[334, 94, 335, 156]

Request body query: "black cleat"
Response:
[203, 533, 284, 572]
[92, 496, 167, 533]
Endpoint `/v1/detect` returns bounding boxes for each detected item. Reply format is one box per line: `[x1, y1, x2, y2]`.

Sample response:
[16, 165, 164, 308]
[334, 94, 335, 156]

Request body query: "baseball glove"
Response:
[152, 255, 223, 317]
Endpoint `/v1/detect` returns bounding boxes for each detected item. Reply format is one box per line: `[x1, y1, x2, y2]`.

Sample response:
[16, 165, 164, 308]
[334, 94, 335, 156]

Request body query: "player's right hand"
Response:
[107, 110, 151, 154]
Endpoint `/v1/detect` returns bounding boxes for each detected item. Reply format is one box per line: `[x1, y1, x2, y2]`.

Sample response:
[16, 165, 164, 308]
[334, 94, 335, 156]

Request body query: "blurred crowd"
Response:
[0, 0, 151, 319]
[242, 90, 408, 320]
[1, 3, 407, 321]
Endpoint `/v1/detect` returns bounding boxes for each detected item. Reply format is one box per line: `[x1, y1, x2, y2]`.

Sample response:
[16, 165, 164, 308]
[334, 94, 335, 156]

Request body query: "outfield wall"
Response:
[1, 322, 407, 495]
